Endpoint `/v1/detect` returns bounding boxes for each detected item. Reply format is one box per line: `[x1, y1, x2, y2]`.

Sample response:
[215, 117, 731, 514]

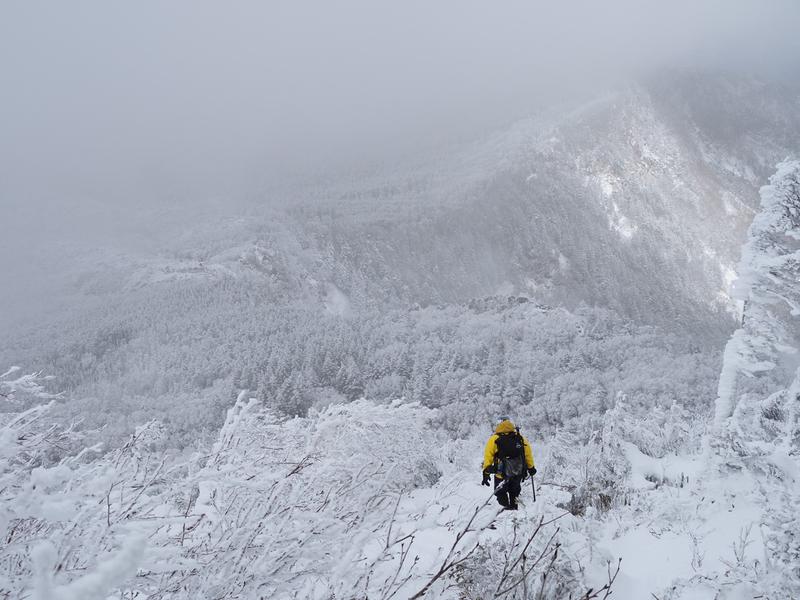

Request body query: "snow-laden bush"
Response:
[457, 516, 586, 600]
[1, 382, 450, 599]
[169, 396, 442, 599]
[543, 429, 627, 517]
[3, 368, 620, 599]
[0, 369, 141, 599]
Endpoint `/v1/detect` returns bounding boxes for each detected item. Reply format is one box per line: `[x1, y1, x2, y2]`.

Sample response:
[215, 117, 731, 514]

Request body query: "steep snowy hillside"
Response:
[7, 73, 796, 336]
[301, 76, 798, 329]
[3, 73, 798, 444]
[701, 160, 800, 597]
[2, 73, 799, 599]
[581, 161, 800, 599]
[1, 377, 626, 599]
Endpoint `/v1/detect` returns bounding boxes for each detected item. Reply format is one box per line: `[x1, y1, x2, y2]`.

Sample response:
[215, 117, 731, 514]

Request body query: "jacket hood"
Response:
[495, 420, 516, 434]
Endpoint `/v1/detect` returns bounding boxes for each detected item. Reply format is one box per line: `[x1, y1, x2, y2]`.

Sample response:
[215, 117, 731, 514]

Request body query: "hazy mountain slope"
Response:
[293, 75, 799, 335]
[2, 78, 799, 599]
[7, 72, 793, 334]
[2, 72, 797, 440]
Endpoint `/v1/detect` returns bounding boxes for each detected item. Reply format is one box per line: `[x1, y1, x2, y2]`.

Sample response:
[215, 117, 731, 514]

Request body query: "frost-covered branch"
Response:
[407, 495, 495, 599]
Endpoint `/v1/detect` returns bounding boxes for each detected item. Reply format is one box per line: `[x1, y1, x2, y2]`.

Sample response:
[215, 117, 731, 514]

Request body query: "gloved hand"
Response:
[481, 472, 491, 486]
[528, 467, 537, 477]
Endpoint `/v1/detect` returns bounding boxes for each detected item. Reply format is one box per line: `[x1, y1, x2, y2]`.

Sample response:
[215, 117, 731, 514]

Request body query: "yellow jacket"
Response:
[482, 420, 535, 475]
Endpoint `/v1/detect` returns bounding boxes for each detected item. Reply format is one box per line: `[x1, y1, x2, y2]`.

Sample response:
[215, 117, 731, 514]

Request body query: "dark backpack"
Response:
[495, 431, 526, 477]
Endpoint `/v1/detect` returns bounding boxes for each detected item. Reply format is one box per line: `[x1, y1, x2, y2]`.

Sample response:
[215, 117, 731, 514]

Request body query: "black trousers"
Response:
[494, 475, 523, 508]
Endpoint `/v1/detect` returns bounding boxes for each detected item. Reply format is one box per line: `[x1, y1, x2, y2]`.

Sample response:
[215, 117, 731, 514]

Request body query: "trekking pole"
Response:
[493, 478, 508, 500]
[531, 476, 537, 502]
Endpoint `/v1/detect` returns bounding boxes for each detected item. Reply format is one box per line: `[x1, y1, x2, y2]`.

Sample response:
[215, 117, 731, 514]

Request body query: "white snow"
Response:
[324, 282, 351, 316]
[610, 202, 637, 239]
[598, 173, 615, 198]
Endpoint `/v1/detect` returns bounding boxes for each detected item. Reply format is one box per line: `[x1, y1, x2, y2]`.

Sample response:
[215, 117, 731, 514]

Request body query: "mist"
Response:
[2, 0, 800, 329]
[4, 4, 800, 596]
[2, 1, 799, 204]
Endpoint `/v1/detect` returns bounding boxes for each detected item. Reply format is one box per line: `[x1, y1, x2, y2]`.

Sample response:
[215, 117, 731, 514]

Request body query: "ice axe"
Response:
[530, 475, 537, 502]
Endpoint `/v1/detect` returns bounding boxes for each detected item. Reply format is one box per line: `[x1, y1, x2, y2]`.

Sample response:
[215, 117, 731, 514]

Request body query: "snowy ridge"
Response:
[0, 378, 617, 599]
[661, 160, 800, 599]
[8, 75, 796, 343]
[714, 161, 800, 432]
[546, 161, 800, 599]
[703, 160, 800, 596]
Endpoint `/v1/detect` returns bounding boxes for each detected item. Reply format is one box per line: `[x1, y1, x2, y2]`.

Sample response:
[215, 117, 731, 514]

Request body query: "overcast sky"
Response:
[1, 0, 799, 331]
[2, 0, 799, 208]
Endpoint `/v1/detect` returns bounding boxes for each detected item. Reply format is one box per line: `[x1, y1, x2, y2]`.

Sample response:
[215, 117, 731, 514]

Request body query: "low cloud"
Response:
[1, 0, 798, 207]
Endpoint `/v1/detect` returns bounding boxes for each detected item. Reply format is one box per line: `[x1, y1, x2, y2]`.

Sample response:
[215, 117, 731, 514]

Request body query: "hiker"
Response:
[481, 418, 536, 510]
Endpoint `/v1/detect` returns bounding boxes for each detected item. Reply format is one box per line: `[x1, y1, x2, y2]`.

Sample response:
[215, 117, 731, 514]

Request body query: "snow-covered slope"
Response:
[3, 72, 798, 444]
[7, 73, 796, 338]
[2, 73, 799, 598]
[0, 380, 623, 599]
[278, 73, 799, 330]
[586, 161, 800, 599]
[701, 160, 800, 597]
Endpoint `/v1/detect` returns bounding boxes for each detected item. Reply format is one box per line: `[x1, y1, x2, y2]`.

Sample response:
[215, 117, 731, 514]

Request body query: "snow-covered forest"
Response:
[2, 3, 800, 599]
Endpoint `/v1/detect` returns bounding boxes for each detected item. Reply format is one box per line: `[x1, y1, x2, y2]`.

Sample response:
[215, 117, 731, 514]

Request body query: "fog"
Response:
[1, 0, 799, 328]
[4, 6, 800, 595]
[2, 1, 799, 203]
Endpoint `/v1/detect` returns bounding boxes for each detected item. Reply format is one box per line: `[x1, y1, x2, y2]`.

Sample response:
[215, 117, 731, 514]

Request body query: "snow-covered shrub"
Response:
[3, 383, 457, 599]
[456, 516, 579, 599]
[544, 430, 628, 516]
[160, 397, 443, 598]
[0, 369, 147, 600]
[604, 396, 699, 459]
